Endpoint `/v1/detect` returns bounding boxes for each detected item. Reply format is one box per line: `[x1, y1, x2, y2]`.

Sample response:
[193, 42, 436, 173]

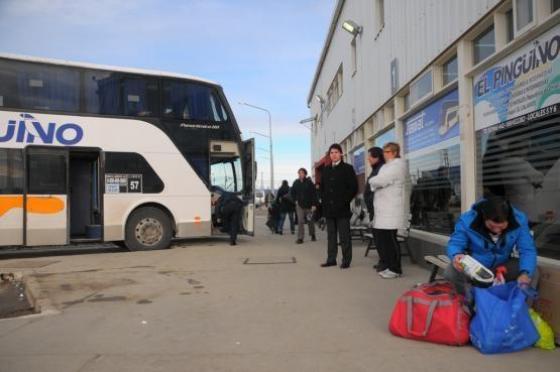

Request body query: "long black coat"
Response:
[290, 177, 317, 209]
[320, 162, 358, 218]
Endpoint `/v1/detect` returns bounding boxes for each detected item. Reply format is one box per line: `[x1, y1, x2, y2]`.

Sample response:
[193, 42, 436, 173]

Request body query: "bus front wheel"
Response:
[125, 207, 173, 251]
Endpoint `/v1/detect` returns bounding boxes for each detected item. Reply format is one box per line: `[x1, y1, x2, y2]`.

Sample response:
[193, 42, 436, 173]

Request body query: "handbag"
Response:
[470, 282, 539, 354]
[389, 281, 471, 345]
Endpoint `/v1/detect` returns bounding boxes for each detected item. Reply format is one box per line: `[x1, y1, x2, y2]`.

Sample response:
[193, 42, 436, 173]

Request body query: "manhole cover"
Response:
[243, 257, 296, 265]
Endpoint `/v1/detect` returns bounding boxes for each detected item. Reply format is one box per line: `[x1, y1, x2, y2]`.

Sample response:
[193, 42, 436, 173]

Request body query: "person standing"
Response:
[363, 147, 385, 223]
[369, 142, 408, 278]
[320, 144, 358, 269]
[275, 180, 295, 234]
[291, 168, 318, 244]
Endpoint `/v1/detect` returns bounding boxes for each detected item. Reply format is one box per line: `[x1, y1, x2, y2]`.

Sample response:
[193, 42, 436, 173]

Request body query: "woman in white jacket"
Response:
[368, 142, 408, 279]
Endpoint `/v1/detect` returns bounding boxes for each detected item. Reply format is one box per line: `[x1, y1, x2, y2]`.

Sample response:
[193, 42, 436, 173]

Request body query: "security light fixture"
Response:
[342, 20, 362, 36]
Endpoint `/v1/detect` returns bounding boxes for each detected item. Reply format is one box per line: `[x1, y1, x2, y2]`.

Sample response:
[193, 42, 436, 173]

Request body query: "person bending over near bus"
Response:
[445, 196, 537, 302]
[211, 187, 244, 246]
[291, 167, 318, 244]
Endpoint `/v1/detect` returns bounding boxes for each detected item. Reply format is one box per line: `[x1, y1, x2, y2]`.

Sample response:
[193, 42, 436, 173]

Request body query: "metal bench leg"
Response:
[429, 265, 439, 283]
[365, 238, 374, 257]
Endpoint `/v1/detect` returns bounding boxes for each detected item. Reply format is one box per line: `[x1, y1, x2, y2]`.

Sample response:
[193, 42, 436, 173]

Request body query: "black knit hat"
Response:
[480, 196, 511, 223]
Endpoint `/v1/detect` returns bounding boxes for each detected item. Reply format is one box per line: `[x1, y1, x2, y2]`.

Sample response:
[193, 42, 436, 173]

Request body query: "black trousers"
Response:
[374, 229, 401, 274]
[326, 217, 351, 265]
[222, 203, 242, 243]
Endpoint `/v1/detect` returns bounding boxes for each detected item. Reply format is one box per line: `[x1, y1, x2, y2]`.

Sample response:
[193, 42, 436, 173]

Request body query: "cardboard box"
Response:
[533, 264, 560, 344]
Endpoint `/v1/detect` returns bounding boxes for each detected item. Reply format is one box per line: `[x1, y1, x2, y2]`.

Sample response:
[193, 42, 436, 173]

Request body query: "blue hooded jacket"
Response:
[446, 200, 537, 277]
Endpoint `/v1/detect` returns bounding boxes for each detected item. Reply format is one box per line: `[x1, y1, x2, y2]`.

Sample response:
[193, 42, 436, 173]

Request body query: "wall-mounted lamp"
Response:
[342, 20, 362, 36]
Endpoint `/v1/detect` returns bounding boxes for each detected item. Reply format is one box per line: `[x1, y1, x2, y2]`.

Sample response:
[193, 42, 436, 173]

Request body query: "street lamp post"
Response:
[239, 102, 274, 192]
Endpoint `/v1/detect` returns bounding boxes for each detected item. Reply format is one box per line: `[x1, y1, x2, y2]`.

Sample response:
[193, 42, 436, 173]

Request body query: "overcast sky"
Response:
[0, 0, 336, 188]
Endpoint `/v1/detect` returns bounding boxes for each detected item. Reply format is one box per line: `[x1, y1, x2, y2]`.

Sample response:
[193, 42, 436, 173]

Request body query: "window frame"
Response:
[513, 0, 535, 37]
[473, 25, 496, 65]
[442, 55, 458, 86]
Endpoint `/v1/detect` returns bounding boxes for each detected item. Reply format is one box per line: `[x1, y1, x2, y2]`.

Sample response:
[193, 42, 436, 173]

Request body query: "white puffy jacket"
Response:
[368, 158, 408, 230]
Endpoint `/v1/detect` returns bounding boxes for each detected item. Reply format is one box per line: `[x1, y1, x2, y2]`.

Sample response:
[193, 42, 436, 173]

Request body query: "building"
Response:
[307, 0, 560, 264]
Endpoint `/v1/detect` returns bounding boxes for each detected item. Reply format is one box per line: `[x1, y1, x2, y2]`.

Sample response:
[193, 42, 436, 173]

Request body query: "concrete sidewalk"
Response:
[0, 215, 558, 371]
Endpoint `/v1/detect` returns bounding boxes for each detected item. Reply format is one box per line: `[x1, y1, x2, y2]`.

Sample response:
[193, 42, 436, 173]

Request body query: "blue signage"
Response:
[404, 89, 459, 153]
[0, 113, 84, 145]
[352, 146, 366, 175]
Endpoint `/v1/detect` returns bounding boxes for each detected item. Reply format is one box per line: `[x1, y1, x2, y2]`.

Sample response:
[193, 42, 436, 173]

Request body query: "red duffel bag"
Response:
[389, 281, 471, 345]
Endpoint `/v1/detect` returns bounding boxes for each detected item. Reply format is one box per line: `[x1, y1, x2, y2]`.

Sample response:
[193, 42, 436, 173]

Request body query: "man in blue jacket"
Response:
[445, 197, 537, 296]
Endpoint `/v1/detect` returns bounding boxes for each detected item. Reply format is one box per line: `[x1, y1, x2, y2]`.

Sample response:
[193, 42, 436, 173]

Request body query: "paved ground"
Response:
[0, 215, 558, 372]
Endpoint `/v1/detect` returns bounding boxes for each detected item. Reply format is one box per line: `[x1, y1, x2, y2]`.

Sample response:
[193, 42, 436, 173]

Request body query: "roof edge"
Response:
[306, 0, 345, 105]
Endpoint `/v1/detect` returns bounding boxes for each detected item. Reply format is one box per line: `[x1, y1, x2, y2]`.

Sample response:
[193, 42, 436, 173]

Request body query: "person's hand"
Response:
[518, 273, 531, 287]
[453, 254, 465, 272]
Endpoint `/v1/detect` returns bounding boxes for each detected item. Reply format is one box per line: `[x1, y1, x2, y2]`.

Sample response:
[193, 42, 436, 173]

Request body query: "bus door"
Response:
[241, 139, 255, 236]
[209, 140, 253, 236]
[0, 149, 25, 246]
[24, 147, 68, 246]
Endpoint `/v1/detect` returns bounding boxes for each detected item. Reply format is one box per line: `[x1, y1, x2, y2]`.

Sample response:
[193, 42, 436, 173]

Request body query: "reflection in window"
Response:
[27, 150, 67, 195]
[409, 70, 432, 106]
[210, 157, 243, 193]
[409, 144, 461, 234]
[0, 149, 23, 194]
[478, 117, 560, 259]
[163, 81, 228, 122]
[473, 25, 495, 64]
[515, 0, 533, 31]
[443, 55, 458, 85]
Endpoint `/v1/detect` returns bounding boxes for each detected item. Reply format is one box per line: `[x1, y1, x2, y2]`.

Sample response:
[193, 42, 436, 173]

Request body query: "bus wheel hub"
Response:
[135, 218, 163, 246]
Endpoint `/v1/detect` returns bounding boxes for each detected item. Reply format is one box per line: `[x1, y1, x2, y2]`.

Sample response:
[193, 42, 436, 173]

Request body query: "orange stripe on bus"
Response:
[0, 196, 65, 217]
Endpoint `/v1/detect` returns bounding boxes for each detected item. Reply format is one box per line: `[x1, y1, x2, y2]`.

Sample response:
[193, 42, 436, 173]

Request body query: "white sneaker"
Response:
[378, 269, 401, 279]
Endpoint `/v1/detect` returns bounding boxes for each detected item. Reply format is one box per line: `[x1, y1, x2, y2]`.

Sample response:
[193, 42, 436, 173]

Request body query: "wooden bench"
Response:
[424, 254, 451, 282]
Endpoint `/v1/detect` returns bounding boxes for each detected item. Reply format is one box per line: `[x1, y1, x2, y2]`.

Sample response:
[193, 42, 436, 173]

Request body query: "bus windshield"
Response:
[210, 156, 243, 193]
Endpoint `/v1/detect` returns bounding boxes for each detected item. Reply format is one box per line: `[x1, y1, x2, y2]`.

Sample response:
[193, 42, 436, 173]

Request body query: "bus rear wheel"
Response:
[125, 207, 172, 251]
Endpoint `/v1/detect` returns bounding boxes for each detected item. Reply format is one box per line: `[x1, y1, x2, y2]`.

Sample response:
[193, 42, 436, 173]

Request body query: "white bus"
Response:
[0, 54, 255, 251]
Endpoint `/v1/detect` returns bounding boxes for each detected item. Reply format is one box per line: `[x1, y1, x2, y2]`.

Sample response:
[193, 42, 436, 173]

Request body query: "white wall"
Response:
[310, 0, 499, 162]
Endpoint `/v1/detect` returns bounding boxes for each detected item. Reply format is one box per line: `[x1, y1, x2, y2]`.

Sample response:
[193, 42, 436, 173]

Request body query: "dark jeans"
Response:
[374, 229, 401, 274]
[277, 212, 295, 233]
[326, 217, 351, 265]
[443, 258, 528, 304]
[222, 203, 242, 243]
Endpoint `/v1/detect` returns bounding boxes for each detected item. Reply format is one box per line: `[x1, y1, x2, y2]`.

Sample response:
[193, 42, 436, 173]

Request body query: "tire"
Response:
[124, 207, 173, 251]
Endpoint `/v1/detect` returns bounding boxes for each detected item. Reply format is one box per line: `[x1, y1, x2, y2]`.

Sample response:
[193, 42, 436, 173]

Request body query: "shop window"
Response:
[105, 152, 164, 193]
[442, 55, 458, 85]
[409, 70, 432, 106]
[506, 8, 514, 43]
[553, 0, 560, 12]
[473, 25, 495, 65]
[515, 0, 534, 32]
[477, 117, 560, 260]
[409, 145, 461, 234]
[374, 127, 395, 148]
[0, 148, 23, 194]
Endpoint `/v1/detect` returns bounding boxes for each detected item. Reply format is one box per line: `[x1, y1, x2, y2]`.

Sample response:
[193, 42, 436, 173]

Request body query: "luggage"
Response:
[389, 281, 471, 345]
[470, 282, 539, 354]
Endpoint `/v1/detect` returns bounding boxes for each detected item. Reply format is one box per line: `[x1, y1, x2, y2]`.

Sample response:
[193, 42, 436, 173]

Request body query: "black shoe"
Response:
[340, 263, 350, 269]
[311, 235, 317, 241]
[296, 239, 303, 244]
[320, 262, 337, 267]
[291, 231, 295, 235]
[230, 241, 237, 246]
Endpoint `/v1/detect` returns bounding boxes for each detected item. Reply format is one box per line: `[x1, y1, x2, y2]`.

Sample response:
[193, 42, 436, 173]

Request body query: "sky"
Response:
[0, 0, 336, 189]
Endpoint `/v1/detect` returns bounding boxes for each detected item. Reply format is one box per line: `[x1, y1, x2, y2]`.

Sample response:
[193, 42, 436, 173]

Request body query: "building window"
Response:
[506, 8, 514, 43]
[473, 25, 495, 65]
[0, 149, 23, 195]
[553, 0, 560, 12]
[373, 127, 395, 148]
[375, 0, 385, 35]
[477, 116, 560, 260]
[351, 38, 357, 76]
[515, 0, 534, 32]
[409, 70, 433, 106]
[442, 55, 458, 85]
[326, 65, 343, 115]
[403, 92, 411, 112]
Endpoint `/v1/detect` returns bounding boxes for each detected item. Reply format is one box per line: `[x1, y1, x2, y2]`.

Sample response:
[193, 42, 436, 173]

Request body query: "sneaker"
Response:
[378, 269, 401, 279]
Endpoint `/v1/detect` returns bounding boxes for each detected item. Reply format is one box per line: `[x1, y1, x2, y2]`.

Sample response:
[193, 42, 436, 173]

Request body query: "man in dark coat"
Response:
[319, 143, 358, 269]
[211, 186, 244, 246]
[291, 167, 318, 244]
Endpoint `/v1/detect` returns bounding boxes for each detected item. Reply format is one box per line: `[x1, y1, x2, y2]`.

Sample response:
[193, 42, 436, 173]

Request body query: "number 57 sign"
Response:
[105, 174, 143, 194]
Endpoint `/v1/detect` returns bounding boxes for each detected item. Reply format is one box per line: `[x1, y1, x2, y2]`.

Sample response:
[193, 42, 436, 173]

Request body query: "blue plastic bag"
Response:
[470, 282, 539, 354]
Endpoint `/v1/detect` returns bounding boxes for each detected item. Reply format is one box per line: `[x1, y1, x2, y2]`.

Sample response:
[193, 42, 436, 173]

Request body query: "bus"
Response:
[0, 54, 255, 251]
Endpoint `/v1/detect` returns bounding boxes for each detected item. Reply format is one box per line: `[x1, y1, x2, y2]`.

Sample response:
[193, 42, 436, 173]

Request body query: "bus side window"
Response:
[163, 80, 228, 122]
[0, 149, 24, 195]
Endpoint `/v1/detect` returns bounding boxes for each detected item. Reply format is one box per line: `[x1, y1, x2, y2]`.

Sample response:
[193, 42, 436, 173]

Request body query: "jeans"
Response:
[296, 205, 315, 240]
[277, 212, 295, 233]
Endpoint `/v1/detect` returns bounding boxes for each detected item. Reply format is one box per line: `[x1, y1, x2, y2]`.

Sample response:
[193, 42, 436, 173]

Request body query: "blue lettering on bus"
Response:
[0, 114, 84, 145]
